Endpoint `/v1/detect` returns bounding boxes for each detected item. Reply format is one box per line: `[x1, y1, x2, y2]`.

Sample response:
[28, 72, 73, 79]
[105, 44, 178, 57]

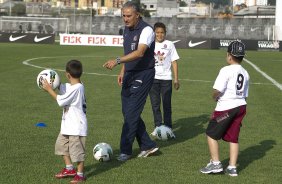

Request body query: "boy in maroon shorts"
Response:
[200, 40, 250, 177]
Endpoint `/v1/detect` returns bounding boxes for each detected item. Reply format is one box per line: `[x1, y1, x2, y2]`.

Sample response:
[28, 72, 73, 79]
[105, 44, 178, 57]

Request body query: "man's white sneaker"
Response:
[138, 147, 159, 157]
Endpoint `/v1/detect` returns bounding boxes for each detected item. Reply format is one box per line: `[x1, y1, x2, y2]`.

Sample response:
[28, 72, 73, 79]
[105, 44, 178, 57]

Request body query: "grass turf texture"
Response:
[0, 43, 282, 184]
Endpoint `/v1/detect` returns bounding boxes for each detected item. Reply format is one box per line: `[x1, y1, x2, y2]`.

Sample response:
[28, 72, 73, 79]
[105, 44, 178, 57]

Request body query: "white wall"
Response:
[275, 0, 282, 40]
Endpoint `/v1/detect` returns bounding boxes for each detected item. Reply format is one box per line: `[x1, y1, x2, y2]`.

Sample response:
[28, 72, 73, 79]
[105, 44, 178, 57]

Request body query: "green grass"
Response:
[0, 43, 282, 184]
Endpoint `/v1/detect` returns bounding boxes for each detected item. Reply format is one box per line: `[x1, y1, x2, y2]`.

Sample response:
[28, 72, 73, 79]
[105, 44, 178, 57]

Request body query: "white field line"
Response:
[244, 58, 282, 91]
[22, 56, 275, 86]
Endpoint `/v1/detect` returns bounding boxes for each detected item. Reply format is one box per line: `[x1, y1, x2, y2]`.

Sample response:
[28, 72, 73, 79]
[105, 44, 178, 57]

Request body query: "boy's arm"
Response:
[212, 89, 221, 102]
[172, 61, 179, 90]
[42, 79, 57, 100]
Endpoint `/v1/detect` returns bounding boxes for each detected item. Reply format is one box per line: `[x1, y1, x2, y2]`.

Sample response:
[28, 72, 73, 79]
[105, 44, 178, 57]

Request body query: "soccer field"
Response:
[0, 43, 282, 184]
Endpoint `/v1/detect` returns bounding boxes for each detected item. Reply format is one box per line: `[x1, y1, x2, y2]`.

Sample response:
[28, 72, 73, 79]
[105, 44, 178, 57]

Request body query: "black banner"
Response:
[0, 33, 55, 44]
[172, 37, 281, 52]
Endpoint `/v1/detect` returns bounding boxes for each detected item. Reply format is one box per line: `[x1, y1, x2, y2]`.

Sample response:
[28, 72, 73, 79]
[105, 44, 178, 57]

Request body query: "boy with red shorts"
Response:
[200, 40, 250, 177]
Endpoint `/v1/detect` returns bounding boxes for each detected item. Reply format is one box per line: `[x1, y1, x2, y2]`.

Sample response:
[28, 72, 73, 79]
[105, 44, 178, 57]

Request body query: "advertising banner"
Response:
[0, 33, 55, 44]
[60, 34, 123, 47]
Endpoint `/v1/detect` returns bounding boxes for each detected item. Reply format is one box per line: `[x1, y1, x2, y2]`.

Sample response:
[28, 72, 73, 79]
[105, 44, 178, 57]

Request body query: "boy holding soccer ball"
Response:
[200, 40, 250, 177]
[42, 60, 87, 183]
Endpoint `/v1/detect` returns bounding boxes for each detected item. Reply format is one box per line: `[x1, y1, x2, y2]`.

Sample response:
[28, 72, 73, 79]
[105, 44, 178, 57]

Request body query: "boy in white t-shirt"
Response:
[149, 22, 180, 137]
[200, 40, 250, 177]
[42, 60, 87, 183]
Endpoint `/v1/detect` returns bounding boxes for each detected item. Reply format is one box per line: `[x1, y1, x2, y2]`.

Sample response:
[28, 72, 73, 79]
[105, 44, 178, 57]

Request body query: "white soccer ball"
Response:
[37, 69, 60, 90]
[93, 143, 113, 162]
[155, 125, 175, 141]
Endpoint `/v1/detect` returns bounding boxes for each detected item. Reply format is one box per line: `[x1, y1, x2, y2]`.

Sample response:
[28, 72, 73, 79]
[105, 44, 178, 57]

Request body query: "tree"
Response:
[179, 1, 187, 7]
[12, 3, 26, 16]
[130, 0, 151, 17]
[268, 0, 276, 6]
[196, 0, 229, 8]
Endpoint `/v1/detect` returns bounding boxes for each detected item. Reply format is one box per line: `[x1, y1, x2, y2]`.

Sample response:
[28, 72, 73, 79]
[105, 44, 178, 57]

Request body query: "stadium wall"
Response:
[91, 17, 276, 41]
[0, 16, 276, 41]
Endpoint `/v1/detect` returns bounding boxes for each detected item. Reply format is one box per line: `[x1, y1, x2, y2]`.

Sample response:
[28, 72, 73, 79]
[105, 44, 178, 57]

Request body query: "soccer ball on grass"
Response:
[155, 125, 176, 141]
[93, 143, 113, 162]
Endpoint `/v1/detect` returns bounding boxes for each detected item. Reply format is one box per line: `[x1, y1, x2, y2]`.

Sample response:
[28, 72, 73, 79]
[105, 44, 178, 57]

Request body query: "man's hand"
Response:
[103, 59, 117, 70]
[117, 74, 123, 86]
[174, 80, 180, 90]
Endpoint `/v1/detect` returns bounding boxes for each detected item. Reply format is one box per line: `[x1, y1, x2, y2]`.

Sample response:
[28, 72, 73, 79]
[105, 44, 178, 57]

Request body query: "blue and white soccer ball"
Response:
[37, 69, 60, 90]
[155, 125, 176, 141]
[93, 143, 113, 162]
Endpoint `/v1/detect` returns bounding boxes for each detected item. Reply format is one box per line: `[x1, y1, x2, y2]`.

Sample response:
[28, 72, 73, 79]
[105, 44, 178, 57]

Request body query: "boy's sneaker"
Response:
[70, 174, 86, 183]
[55, 168, 76, 178]
[200, 160, 223, 174]
[151, 127, 158, 137]
[138, 147, 159, 157]
[225, 167, 238, 177]
[117, 153, 132, 161]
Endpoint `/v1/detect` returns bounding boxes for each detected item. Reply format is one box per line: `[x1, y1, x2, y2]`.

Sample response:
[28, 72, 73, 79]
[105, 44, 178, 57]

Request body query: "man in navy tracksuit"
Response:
[103, 1, 159, 161]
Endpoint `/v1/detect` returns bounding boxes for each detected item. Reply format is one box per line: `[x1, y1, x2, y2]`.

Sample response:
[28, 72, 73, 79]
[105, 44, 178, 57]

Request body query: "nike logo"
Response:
[9, 35, 26, 42]
[40, 73, 48, 76]
[251, 27, 259, 31]
[188, 40, 207, 47]
[34, 35, 52, 42]
[212, 27, 220, 31]
[172, 40, 181, 44]
[178, 26, 185, 30]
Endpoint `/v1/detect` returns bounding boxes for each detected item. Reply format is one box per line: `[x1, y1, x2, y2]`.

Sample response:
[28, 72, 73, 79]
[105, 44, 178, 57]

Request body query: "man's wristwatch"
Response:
[116, 57, 121, 65]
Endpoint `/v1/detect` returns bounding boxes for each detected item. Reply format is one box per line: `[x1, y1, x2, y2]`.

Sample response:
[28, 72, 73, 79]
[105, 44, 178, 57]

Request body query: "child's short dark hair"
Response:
[66, 60, 83, 78]
[154, 22, 166, 33]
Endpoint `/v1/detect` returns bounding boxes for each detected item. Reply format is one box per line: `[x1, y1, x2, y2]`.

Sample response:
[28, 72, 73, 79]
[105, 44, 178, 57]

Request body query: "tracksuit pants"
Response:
[120, 68, 157, 155]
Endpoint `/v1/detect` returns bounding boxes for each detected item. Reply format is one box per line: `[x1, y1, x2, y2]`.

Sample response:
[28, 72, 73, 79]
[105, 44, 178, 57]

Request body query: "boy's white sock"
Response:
[212, 161, 221, 165]
[66, 165, 74, 170]
[227, 165, 236, 169]
[77, 172, 84, 177]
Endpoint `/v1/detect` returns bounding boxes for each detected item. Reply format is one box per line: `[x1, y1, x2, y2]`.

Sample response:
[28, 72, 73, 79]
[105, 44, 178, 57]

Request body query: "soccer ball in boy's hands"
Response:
[37, 69, 60, 89]
[93, 143, 113, 162]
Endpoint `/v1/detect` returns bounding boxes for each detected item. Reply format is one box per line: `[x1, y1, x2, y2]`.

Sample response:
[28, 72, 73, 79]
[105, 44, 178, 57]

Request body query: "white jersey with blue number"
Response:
[213, 64, 250, 111]
[57, 83, 87, 136]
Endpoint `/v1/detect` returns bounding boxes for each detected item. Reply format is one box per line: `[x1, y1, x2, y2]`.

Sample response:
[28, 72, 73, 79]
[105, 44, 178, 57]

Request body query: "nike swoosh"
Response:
[172, 40, 181, 44]
[178, 26, 185, 30]
[9, 35, 27, 42]
[40, 73, 48, 76]
[251, 27, 259, 31]
[212, 27, 220, 31]
[188, 40, 207, 47]
[34, 35, 52, 42]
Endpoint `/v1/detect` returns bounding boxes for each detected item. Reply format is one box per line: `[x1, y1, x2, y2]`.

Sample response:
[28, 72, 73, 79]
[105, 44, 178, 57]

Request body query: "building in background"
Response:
[233, 0, 268, 6]
[141, 0, 179, 17]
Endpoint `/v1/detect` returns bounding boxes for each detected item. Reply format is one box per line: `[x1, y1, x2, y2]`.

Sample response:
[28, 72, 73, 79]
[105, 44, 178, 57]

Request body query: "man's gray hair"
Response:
[122, 1, 141, 13]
